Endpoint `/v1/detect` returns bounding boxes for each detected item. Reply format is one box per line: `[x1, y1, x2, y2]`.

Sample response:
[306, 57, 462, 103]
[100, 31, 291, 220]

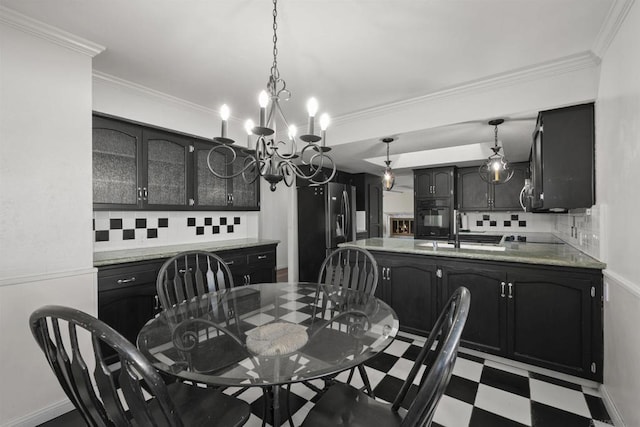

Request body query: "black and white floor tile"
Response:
[225, 330, 613, 427]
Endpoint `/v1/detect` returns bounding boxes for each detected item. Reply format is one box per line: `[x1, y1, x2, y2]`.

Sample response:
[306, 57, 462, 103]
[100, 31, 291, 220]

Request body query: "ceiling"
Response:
[1, 0, 615, 183]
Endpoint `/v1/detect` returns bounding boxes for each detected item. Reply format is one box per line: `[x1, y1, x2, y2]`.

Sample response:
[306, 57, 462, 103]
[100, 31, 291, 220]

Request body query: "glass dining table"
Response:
[137, 282, 399, 427]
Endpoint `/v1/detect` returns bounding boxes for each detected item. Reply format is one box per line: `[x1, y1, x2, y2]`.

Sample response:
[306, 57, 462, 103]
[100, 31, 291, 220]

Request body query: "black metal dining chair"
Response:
[308, 247, 379, 396]
[318, 247, 379, 295]
[156, 250, 234, 310]
[301, 286, 471, 427]
[29, 305, 251, 427]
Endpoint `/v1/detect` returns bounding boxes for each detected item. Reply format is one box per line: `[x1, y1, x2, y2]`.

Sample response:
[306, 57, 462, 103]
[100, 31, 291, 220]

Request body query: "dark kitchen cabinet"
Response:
[530, 103, 595, 211]
[93, 113, 260, 211]
[440, 261, 507, 354]
[360, 247, 603, 381]
[220, 245, 277, 285]
[143, 128, 192, 209]
[373, 252, 439, 335]
[439, 258, 602, 381]
[92, 116, 143, 209]
[98, 259, 164, 364]
[414, 167, 455, 198]
[506, 266, 600, 379]
[352, 173, 384, 238]
[457, 162, 528, 211]
[97, 244, 277, 363]
[193, 141, 260, 210]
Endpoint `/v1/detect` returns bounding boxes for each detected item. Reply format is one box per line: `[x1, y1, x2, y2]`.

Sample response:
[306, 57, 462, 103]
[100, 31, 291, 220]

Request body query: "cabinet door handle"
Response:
[225, 260, 235, 265]
[143, 187, 148, 200]
[257, 255, 267, 260]
[154, 295, 160, 311]
[500, 281, 506, 298]
[178, 267, 193, 273]
[116, 277, 136, 284]
[508, 282, 513, 299]
[386, 267, 391, 280]
[137, 187, 142, 201]
[436, 268, 442, 279]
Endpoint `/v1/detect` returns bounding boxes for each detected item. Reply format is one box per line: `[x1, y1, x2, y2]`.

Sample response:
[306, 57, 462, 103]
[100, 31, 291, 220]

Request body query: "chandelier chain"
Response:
[270, 0, 280, 83]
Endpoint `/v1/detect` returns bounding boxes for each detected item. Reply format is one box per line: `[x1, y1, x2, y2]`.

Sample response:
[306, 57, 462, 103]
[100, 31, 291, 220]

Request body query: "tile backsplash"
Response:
[93, 211, 259, 252]
[553, 206, 601, 259]
[461, 211, 556, 234]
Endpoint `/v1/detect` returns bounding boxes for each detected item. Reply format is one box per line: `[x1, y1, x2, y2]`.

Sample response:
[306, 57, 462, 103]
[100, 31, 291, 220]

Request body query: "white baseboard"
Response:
[3, 399, 74, 427]
[600, 384, 626, 426]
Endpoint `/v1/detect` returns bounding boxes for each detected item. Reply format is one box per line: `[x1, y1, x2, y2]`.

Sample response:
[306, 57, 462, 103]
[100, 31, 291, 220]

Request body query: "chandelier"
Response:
[381, 137, 395, 191]
[207, 0, 335, 191]
[478, 119, 514, 185]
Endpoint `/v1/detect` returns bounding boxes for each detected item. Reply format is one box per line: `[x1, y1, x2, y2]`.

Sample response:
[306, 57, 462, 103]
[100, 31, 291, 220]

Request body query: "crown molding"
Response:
[0, 6, 104, 57]
[333, 51, 600, 125]
[591, 0, 636, 58]
[93, 71, 220, 116]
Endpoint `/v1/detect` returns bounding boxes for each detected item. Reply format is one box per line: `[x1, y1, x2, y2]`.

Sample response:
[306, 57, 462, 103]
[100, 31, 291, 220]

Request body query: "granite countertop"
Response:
[94, 238, 280, 267]
[341, 234, 606, 270]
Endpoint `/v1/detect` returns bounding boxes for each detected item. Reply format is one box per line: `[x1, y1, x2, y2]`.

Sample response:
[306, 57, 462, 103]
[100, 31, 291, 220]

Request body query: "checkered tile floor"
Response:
[224, 330, 613, 427]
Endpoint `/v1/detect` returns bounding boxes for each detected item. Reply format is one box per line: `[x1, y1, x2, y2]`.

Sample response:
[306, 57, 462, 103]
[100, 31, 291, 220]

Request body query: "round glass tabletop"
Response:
[137, 282, 399, 387]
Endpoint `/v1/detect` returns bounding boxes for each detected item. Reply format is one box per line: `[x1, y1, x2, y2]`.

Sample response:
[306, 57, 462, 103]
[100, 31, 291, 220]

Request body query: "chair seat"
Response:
[160, 382, 251, 427]
[301, 383, 402, 427]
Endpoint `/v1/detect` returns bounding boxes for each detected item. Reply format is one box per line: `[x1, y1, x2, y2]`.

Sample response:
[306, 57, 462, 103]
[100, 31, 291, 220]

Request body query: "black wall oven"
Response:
[415, 198, 451, 239]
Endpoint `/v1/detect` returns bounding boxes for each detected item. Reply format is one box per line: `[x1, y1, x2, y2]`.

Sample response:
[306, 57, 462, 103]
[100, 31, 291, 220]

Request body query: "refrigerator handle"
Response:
[343, 189, 350, 239]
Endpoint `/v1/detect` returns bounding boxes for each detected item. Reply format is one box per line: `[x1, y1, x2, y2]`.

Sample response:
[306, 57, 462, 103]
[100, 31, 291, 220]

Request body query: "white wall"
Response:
[595, 2, 640, 425]
[0, 18, 99, 426]
[258, 180, 291, 270]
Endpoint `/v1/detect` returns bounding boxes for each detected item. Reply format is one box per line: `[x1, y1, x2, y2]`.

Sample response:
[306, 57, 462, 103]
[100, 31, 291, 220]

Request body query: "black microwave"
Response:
[415, 198, 451, 239]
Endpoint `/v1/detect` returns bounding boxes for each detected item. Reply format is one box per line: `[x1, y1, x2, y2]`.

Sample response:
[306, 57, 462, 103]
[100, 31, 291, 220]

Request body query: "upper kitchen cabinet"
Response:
[92, 116, 143, 209]
[414, 167, 455, 199]
[193, 141, 260, 210]
[458, 162, 528, 211]
[530, 103, 595, 211]
[143, 128, 191, 209]
[93, 113, 260, 211]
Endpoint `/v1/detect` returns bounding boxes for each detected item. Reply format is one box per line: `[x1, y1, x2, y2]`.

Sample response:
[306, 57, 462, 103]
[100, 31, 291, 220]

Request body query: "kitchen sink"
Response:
[417, 241, 506, 252]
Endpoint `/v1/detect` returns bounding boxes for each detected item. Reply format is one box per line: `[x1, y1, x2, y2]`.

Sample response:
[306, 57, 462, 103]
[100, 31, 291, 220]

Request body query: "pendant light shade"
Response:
[478, 119, 514, 185]
[381, 137, 396, 191]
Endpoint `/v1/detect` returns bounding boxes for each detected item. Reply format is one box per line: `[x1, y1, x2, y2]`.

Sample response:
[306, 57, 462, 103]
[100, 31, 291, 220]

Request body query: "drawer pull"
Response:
[225, 261, 235, 265]
[116, 277, 136, 284]
[178, 268, 193, 274]
[257, 255, 267, 260]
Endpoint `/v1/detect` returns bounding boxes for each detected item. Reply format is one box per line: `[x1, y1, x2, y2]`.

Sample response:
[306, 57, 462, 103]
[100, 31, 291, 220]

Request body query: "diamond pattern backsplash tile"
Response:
[93, 211, 259, 251]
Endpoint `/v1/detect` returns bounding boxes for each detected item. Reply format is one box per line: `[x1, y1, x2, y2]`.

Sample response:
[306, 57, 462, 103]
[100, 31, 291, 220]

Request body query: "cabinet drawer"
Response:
[248, 250, 275, 266]
[98, 261, 163, 292]
[219, 253, 247, 271]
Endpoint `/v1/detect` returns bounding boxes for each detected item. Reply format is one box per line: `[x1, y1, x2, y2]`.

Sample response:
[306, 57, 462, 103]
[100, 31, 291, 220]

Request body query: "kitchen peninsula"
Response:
[341, 234, 604, 382]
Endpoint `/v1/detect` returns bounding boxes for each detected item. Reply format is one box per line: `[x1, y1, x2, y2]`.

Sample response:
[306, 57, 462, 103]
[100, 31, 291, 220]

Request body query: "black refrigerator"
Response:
[297, 183, 356, 282]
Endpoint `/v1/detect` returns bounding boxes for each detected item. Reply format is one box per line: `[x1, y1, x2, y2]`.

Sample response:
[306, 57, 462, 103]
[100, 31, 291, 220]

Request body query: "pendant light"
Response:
[381, 137, 396, 191]
[478, 119, 514, 185]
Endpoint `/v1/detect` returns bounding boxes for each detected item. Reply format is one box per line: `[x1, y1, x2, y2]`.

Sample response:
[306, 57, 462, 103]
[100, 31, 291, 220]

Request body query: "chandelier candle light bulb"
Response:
[220, 104, 230, 139]
[258, 91, 269, 127]
[320, 113, 330, 147]
[307, 97, 318, 135]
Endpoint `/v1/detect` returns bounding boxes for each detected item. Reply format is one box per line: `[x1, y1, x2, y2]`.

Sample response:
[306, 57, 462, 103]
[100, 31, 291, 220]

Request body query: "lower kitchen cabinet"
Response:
[441, 261, 507, 355]
[368, 250, 603, 381]
[506, 266, 601, 379]
[373, 252, 439, 336]
[98, 259, 164, 364]
[97, 244, 277, 363]
[440, 259, 602, 381]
